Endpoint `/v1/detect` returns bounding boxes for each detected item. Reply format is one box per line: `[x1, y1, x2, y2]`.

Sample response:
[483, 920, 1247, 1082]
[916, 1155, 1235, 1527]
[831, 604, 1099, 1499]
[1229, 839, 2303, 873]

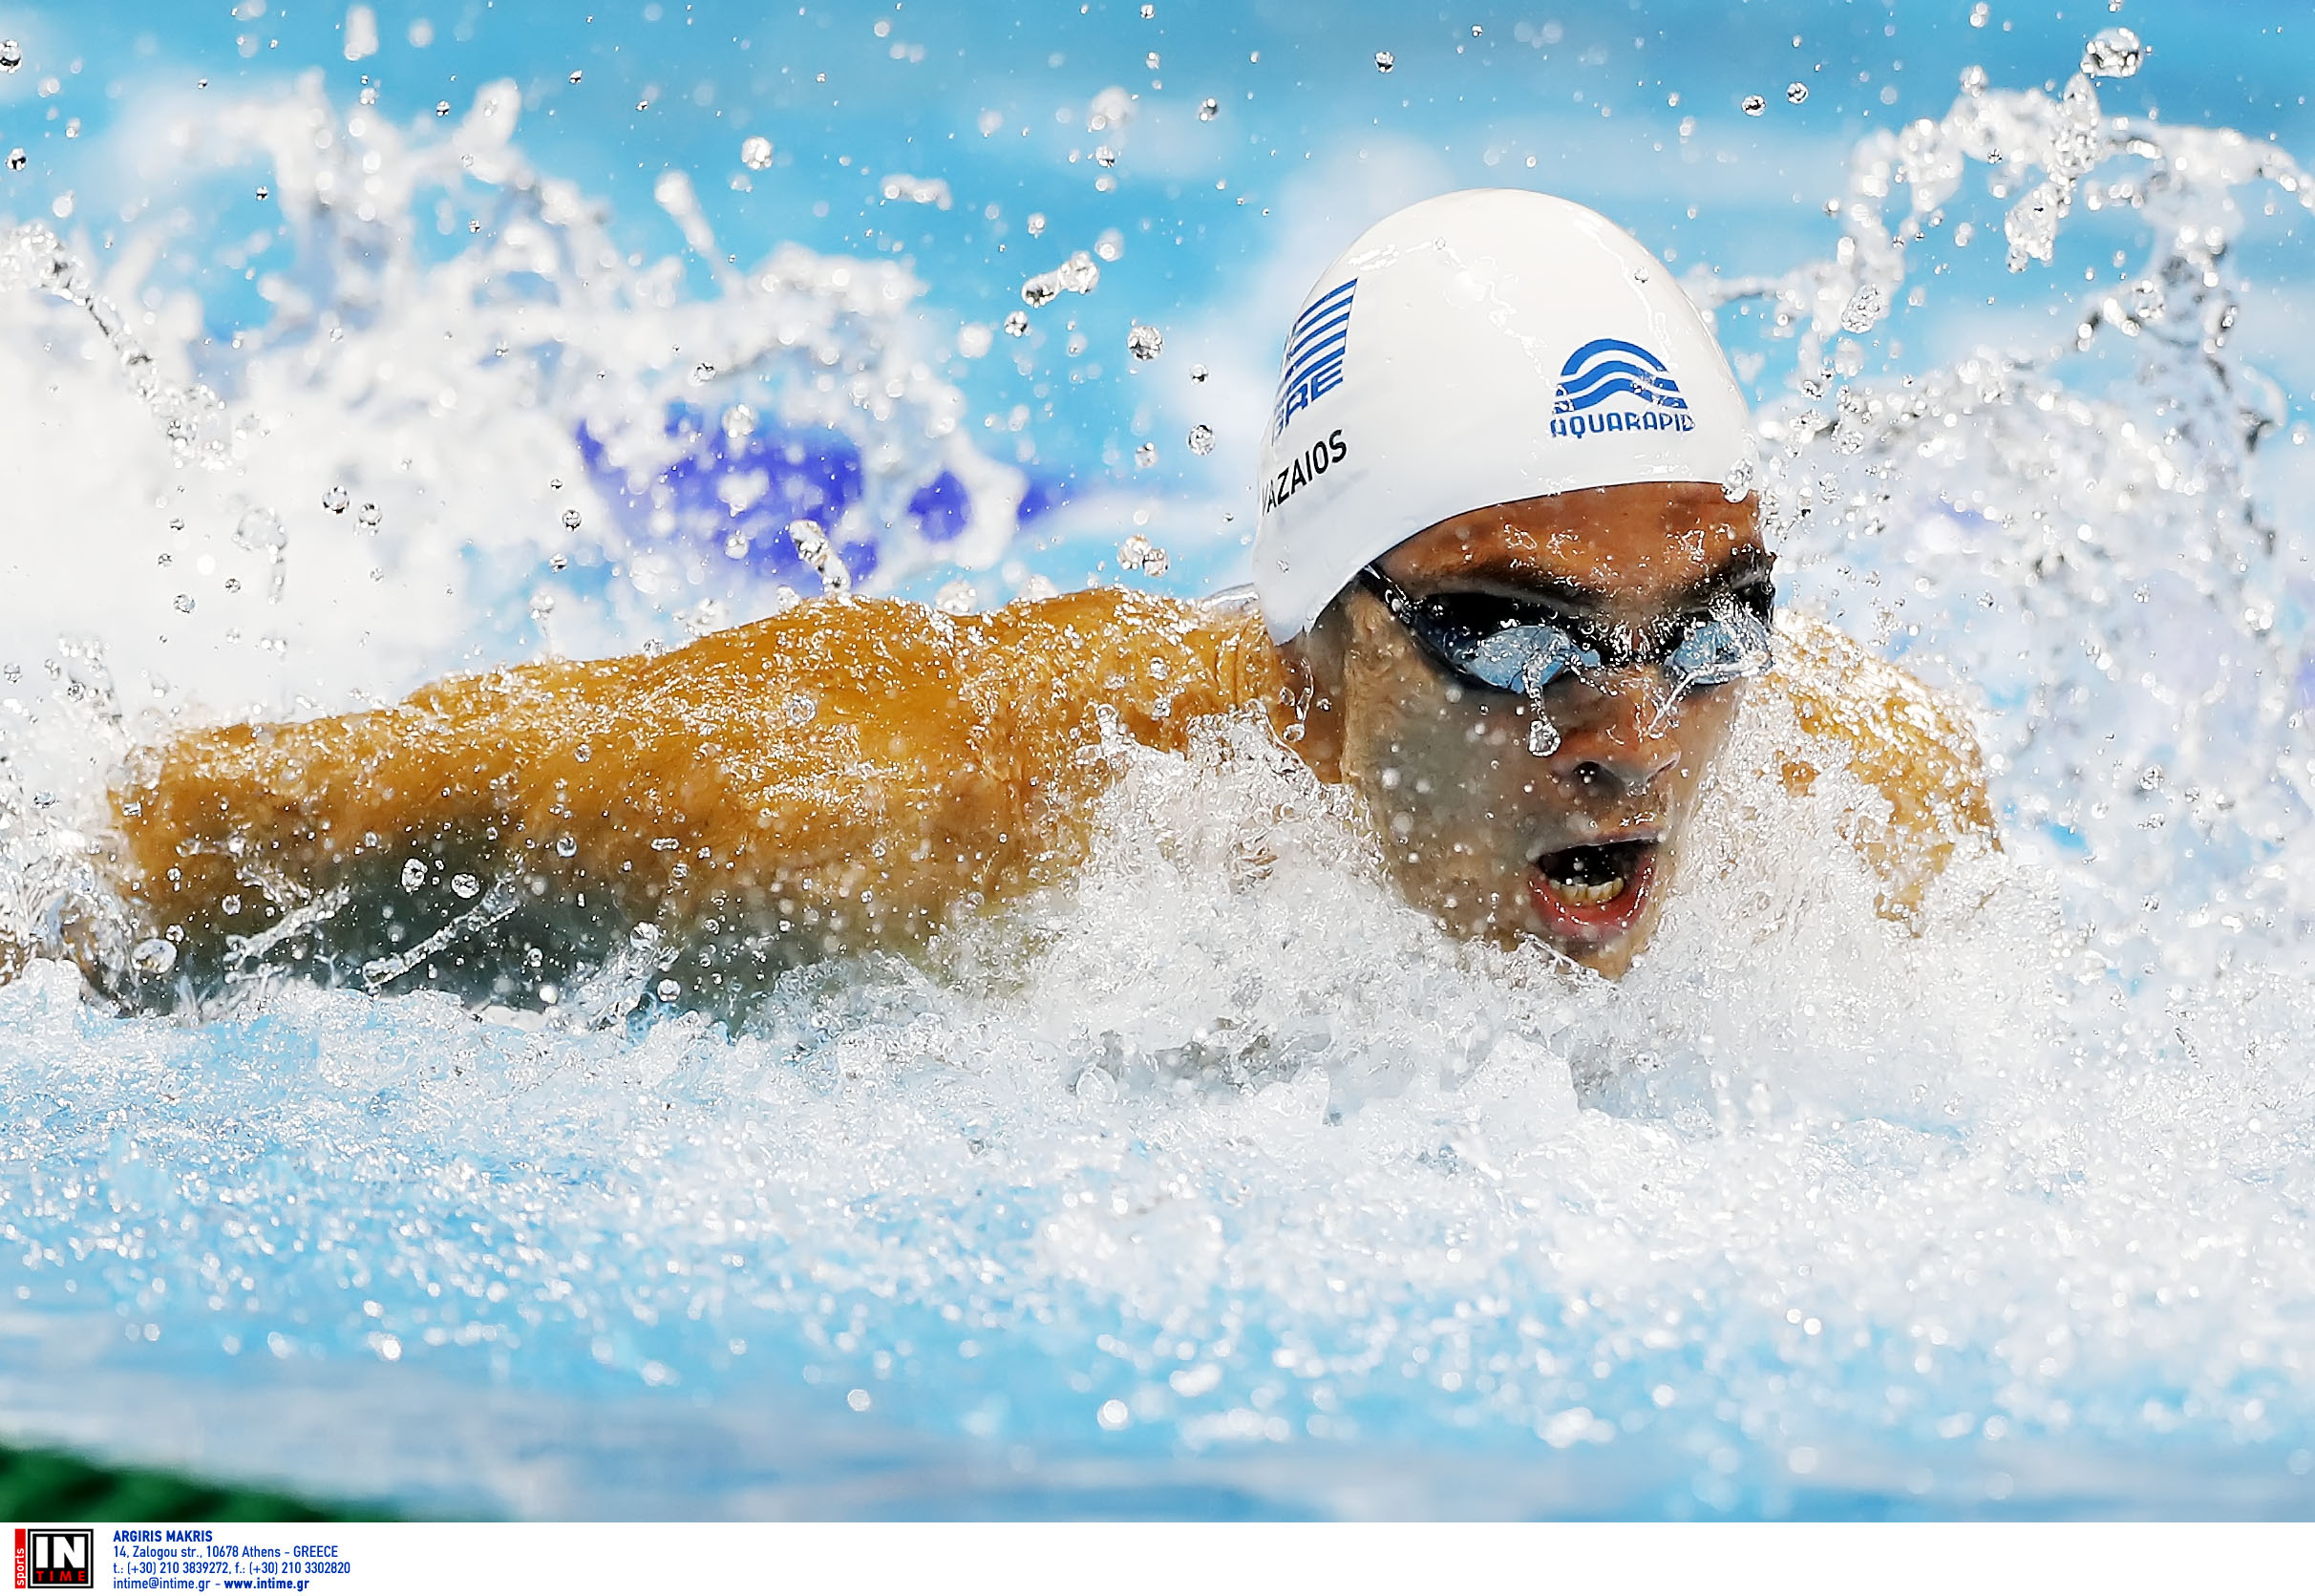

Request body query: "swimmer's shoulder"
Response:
[1763, 611, 1998, 917]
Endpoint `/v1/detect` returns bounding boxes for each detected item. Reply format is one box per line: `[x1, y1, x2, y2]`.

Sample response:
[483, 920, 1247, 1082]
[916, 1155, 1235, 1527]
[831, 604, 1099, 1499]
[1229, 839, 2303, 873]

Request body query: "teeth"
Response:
[1550, 874, 1626, 907]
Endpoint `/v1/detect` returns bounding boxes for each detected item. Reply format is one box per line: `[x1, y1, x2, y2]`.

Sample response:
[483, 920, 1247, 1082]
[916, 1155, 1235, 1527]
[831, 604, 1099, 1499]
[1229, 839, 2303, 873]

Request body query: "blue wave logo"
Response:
[1270, 279, 1356, 439]
[1552, 337, 1689, 415]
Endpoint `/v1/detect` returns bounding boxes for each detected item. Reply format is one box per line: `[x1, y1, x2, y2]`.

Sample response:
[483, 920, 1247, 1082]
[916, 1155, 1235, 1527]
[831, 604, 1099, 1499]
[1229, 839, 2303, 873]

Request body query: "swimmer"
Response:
[28, 191, 1993, 1011]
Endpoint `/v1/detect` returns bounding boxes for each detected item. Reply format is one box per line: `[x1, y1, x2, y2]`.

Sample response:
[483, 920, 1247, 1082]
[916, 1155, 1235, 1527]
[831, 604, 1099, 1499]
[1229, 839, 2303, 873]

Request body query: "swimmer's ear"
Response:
[1275, 597, 1349, 782]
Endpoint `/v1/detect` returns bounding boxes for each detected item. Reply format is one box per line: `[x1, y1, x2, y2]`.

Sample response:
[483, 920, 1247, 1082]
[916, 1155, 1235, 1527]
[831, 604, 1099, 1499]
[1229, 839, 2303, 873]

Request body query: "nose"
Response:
[1537, 670, 1681, 797]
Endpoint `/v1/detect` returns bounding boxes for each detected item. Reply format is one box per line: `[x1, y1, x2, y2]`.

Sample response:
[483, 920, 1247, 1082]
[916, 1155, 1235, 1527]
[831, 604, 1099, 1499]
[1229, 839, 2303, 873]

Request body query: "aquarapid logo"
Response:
[1550, 337, 1695, 438]
[14, 1527, 93, 1589]
[1270, 278, 1356, 440]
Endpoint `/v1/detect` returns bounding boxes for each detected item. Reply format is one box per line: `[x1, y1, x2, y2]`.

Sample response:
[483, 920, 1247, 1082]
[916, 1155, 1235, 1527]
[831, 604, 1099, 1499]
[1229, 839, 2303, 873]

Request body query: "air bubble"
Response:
[130, 938, 177, 975]
[401, 859, 429, 890]
[1127, 323, 1163, 360]
[1527, 713, 1561, 757]
[450, 873, 480, 900]
[555, 836, 578, 859]
[740, 136, 774, 170]
[655, 978, 681, 1002]
[1187, 423, 1215, 456]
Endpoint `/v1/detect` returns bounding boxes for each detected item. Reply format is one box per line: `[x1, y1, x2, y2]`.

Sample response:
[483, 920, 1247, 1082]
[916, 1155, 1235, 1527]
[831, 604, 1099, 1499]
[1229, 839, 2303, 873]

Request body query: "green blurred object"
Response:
[0, 1438, 394, 1522]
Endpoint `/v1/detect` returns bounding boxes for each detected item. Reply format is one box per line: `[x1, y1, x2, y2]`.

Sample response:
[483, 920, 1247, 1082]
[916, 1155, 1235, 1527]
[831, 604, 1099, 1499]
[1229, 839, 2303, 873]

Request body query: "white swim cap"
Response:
[1251, 189, 1755, 643]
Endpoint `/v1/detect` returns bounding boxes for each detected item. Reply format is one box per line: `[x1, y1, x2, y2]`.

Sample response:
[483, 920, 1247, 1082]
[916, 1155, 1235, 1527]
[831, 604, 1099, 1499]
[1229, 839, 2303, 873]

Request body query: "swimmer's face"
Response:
[1285, 483, 1768, 978]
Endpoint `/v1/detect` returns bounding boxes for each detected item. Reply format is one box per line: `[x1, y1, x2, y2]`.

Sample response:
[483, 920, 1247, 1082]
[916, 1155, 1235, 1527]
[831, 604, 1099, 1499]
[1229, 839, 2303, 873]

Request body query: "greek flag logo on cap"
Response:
[1271, 279, 1356, 439]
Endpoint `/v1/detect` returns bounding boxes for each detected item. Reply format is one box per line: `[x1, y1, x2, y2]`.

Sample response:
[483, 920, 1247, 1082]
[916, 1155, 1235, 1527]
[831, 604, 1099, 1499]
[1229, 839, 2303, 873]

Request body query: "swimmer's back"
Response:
[95, 587, 1990, 1002]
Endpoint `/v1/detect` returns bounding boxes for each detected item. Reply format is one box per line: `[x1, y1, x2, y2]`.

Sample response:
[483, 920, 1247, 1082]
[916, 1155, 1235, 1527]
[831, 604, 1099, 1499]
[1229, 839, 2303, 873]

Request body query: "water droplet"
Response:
[555, 835, 578, 859]
[1721, 458, 1757, 500]
[1026, 212, 1047, 238]
[934, 579, 976, 615]
[656, 978, 682, 1002]
[1145, 51, 1160, 70]
[435, 100, 452, 117]
[1056, 250, 1100, 293]
[322, 485, 350, 514]
[1140, 1, 1154, 14]
[740, 135, 774, 170]
[450, 873, 480, 899]
[1969, 2, 1989, 25]
[549, 553, 568, 571]
[1094, 145, 1117, 168]
[1003, 309, 1030, 337]
[401, 859, 428, 890]
[2081, 26, 2143, 78]
[1021, 275, 1060, 309]
[0, 41, 19, 72]
[1127, 323, 1163, 360]
[131, 937, 177, 975]
[1094, 227, 1125, 262]
[1190, 363, 1207, 382]
[788, 519, 852, 596]
[1116, 535, 1170, 575]
[5, 149, 23, 172]
[1200, 97, 1220, 120]
[172, 593, 195, 613]
[1187, 422, 1215, 456]
[568, 69, 583, 84]
[690, 361, 716, 385]
[356, 503, 382, 531]
[1786, 82, 1809, 104]
[1743, 95, 1767, 116]
[1134, 441, 1158, 468]
[255, 185, 269, 201]
[1097, 1397, 1130, 1430]
[221, 894, 242, 916]
[1960, 64, 1989, 95]
[1374, 50, 1395, 73]
[1838, 284, 1888, 333]
[1527, 713, 1561, 756]
[234, 505, 285, 554]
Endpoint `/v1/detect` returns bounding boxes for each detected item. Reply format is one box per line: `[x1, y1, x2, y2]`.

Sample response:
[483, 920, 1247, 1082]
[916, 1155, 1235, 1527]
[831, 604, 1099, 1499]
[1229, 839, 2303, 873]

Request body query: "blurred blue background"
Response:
[0, 0, 2307, 604]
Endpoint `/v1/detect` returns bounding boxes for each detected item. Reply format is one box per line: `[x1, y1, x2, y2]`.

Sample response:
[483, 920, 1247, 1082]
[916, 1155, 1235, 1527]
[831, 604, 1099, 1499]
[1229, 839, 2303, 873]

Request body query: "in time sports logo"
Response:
[14, 1527, 93, 1589]
[1549, 337, 1695, 438]
[1270, 278, 1356, 439]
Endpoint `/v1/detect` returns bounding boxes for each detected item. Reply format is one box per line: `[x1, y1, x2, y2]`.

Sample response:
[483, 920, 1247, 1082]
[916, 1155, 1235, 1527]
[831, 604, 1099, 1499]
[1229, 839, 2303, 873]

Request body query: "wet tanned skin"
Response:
[1282, 482, 1766, 978]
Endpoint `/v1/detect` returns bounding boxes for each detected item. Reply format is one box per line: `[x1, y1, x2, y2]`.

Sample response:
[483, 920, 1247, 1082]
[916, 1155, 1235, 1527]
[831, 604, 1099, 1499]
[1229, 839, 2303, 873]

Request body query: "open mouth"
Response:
[1528, 839, 1658, 946]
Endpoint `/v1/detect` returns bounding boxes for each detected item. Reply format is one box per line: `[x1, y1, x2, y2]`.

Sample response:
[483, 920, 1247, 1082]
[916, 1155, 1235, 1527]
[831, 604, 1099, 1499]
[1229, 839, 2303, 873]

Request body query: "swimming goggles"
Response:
[1355, 564, 1775, 702]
